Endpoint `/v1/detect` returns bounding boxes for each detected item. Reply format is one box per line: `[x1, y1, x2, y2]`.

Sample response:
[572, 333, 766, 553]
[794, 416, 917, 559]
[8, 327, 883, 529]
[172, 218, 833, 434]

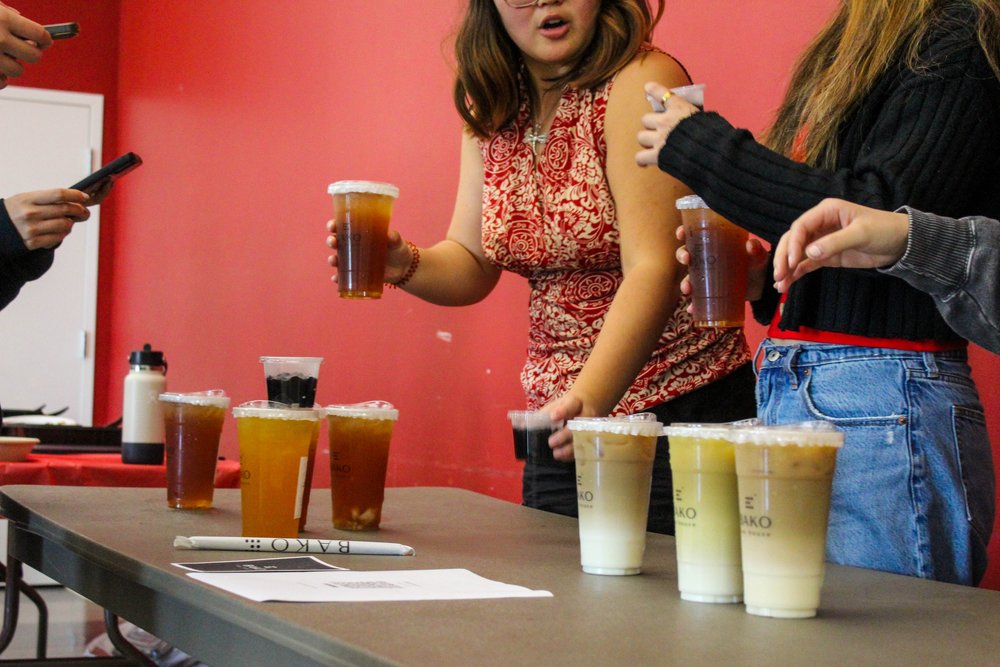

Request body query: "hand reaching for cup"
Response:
[674, 224, 770, 309]
[772, 198, 909, 293]
[635, 81, 701, 167]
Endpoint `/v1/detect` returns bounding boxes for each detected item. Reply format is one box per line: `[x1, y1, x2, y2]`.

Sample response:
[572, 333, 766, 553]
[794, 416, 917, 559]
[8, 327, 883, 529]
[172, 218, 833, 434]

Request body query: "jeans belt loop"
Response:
[922, 351, 939, 377]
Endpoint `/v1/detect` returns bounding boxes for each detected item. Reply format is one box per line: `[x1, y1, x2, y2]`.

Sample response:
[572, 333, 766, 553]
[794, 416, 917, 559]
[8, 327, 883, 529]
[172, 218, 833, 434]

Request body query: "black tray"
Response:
[0, 424, 121, 453]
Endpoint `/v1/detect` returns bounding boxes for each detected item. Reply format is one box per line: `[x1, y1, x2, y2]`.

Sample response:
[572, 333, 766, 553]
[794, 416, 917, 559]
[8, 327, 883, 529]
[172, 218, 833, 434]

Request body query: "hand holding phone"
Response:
[70, 152, 143, 197]
[44, 23, 80, 40]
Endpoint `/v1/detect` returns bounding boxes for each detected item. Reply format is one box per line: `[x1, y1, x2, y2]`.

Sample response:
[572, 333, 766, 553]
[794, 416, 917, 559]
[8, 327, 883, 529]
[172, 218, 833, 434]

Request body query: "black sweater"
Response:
[0, 200, 55, 311]
[659, 2, 1000, 341]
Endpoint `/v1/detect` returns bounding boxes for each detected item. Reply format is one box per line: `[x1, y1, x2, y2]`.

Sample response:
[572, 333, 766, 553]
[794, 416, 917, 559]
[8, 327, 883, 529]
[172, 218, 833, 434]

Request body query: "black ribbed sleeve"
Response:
[658, 2, 1000, 341]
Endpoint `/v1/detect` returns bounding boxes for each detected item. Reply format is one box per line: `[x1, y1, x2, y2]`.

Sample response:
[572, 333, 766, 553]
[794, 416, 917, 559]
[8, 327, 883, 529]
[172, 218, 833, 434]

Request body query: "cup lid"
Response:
[327, 180, 399, 198]
[728, 421, 845, 447]
[324, 401, 399, 421]
[507, 410, 562, 429]
[567, 413, 662, 437]
[663, 418, 760, 439]
[259, 356, 324, 364]
[675, 194, 708, 210]
[232, 400, 320, 420]
[159, 390, 230, 407]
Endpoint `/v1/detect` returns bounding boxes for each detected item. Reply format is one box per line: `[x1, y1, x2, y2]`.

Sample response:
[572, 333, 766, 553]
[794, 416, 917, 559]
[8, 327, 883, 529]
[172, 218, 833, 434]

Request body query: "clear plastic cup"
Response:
[567, 414, 662, 575]
[232, 401, 321, 537]
[730, 421, 844, 618]
[159, 390, 230, 510]
[507, 410, 562, 462]
[259, 356, 323, 407]
[676, 195, 749, 328]
[663, 422, 743, 603]
[325, 401, 399, 530]
[328, 180, 400, 299]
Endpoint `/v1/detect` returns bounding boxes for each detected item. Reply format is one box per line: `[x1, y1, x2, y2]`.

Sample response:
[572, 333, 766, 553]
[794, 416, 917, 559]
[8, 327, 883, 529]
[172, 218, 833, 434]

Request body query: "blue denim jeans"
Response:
[755, 340, 994, 585]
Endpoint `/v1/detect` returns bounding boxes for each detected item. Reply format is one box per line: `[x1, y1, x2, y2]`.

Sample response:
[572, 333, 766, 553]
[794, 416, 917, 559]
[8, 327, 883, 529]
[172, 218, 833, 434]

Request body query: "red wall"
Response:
[12, 0, 1000, 589]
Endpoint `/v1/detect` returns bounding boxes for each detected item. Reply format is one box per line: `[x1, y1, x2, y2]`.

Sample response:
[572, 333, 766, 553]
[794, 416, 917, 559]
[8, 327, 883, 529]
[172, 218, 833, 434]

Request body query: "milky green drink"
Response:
[665, 423, 742, 603]
[731, 422, 843, 619]
[569, 415, 660, 576]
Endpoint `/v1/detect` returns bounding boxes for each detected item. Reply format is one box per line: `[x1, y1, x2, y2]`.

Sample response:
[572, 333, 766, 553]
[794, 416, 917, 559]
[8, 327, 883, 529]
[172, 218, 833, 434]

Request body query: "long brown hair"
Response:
[454, 0, 665, 139]
[767, 0, 1000, 167]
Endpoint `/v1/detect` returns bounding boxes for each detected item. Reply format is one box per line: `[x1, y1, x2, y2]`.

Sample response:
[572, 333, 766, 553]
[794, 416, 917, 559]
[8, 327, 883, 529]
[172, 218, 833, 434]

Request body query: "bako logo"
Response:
[578, 490, 594, 502]
[741, 514, 772, 529]
[675, 506, 697, 520]
[333, 463, 352, 474]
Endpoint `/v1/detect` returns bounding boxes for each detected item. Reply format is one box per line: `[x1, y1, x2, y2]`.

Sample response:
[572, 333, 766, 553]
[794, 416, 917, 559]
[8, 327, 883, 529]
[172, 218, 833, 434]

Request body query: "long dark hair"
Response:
[454, 0, 665, 139]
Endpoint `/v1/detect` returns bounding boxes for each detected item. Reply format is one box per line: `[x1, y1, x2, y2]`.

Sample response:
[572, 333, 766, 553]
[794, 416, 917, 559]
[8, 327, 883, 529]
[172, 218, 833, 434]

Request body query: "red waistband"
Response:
[767, 302, 965, 352]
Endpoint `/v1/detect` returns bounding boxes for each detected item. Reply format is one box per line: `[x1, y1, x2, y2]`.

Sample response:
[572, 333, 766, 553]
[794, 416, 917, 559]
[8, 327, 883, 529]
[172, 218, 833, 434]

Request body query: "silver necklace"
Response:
[525, 94, 562, 155]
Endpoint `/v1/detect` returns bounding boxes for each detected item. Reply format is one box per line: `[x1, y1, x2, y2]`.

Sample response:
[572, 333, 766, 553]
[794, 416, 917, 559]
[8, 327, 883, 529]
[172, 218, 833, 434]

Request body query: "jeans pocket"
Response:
[952, 405, 994, 544]
[800, 360, 906, 423]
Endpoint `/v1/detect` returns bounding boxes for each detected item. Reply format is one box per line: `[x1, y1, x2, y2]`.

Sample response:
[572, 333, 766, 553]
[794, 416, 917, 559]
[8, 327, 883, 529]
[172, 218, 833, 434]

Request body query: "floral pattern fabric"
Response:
[480, 70, 749, 414]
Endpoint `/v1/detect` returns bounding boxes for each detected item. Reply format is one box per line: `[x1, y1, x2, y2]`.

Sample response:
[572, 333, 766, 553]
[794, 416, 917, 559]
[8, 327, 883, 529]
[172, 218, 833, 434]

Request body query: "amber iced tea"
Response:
[161, 391, 229, 509]
[326, 402, 399, 530]
[233, 402, 320, 538]
[677, 195, 749, 328]
[329, 181, 399, 299]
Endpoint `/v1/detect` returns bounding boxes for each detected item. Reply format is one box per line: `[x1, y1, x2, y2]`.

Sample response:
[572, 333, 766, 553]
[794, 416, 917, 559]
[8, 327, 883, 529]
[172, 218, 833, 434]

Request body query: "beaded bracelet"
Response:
[388, 240, 420, 289]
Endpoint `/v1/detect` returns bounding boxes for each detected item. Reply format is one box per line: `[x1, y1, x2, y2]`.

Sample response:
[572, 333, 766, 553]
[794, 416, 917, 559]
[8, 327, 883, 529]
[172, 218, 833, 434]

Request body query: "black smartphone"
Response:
[44, 23, 80, 40]
[70, 152, 143, 196]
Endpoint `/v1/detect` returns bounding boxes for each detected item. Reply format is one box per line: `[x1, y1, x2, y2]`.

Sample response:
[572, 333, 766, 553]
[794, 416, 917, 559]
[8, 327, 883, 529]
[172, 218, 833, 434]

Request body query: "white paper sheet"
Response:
[186, 568, 552, 602]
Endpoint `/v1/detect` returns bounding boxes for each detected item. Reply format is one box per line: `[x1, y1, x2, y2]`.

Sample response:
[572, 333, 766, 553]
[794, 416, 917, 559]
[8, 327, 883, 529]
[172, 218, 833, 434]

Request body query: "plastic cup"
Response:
[664, 422, 743, 603]
[568, 414, 661, 575]
[325, 401, 399, 530]
[233, 401, 321, 537]
[507, 410, 561, 462]
[159, 391, 230, 509]
[260, 356, 324, 530]
[259, 356, 323, 407]
[676, 195, 749, 328]
[647, 83, 705, 111]
[670, 83, 705, 108]
[730, 422, 844, 619]
[328, 180, 399, 299]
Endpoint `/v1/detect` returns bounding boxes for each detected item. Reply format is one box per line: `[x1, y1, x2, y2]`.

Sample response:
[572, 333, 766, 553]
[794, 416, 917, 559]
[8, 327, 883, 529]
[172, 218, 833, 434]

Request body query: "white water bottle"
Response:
[121, 343, 167, 465]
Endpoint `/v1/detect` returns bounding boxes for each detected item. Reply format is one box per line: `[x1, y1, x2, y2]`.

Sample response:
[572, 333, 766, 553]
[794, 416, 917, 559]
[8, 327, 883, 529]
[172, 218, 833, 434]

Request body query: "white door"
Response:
[0, 86, 103, 425]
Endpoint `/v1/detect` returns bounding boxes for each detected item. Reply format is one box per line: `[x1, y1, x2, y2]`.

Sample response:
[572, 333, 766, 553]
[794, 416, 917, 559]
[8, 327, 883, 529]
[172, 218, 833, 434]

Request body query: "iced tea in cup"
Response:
[160, 390, 230, 510]
[328, 180, 399, 299]
[260, 356, 324, 531]
[325, 401, 399, 531]
[233, 401, 320, 538]
[664, 423, 743, 603]
[731, 422, 844, 619]
[568, 414, 661, 575]
[676, 195, 749, 328]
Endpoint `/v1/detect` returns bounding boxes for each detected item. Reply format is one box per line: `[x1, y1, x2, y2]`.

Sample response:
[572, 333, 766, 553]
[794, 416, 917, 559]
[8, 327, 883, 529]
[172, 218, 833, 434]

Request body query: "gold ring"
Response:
[661, 91, 673, 107]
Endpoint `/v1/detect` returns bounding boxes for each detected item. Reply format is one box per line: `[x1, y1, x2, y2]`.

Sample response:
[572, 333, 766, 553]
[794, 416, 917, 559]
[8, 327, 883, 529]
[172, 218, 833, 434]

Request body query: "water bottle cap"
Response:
[129, 343, 165, 367]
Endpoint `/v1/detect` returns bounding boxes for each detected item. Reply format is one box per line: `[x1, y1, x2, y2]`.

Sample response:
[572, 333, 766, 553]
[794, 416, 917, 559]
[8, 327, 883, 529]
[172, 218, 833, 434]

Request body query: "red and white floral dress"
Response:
[480, 71, 749, 413]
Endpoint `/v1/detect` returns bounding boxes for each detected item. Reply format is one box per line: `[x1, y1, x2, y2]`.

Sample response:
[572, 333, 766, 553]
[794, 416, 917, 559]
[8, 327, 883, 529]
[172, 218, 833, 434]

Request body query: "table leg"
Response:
[0, 549, 50, 659]
[102, 611, 155, 667]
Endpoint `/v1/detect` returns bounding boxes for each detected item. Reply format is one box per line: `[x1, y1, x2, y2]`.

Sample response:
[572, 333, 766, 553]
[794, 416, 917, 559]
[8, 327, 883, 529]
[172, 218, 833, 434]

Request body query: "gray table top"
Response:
[1, 485, 998, 666]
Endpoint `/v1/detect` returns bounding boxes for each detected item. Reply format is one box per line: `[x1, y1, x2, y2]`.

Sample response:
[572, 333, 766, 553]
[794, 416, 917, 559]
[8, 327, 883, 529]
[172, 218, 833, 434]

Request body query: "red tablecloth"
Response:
[0, 453, 241, 488]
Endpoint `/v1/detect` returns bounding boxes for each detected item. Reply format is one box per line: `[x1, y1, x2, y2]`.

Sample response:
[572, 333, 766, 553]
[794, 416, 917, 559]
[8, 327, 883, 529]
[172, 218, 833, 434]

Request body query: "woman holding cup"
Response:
[327, 0, 757, 534]
[636, 0, 1000, 584]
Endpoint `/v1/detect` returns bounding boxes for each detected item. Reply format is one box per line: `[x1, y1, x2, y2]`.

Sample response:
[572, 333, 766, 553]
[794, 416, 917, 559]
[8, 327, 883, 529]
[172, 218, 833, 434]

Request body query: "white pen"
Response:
[174, 535, 415, 556]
